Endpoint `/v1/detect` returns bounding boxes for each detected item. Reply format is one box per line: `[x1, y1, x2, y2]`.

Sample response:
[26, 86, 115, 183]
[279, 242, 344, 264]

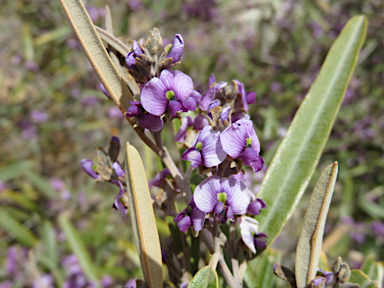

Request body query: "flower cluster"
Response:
[82, 28, 268, 258]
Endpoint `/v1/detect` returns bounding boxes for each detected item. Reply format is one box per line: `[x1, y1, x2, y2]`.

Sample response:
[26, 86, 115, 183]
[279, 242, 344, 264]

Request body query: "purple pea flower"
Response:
[166, 34, 184, 63]
[141, 69, 194, 117]
[125, 40, 144, 70]
[126, 101, 164, 132]
[199, 81, 227, 111]
[239, 216, 267, 254]
[113, 182, 128, 218]
[182, 125, 226, 168]
[220, 120, 264, 172]
[80, 159, 100, 180]
[30, 110, 48, 123]
[247, 198, 266, 216]
[193, 176, 251, 224]
[174, 199, 205, 232]
[174, 115, 209, 143]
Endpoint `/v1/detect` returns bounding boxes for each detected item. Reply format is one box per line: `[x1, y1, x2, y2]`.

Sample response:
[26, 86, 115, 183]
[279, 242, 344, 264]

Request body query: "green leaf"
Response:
[41, 220, 59, 264]
[244, 248, 281, 288]
[25, 171, 56, 199]
[361, 255, 384, 287]
[349, 270, 378, 288]
[188, 266, 219, 288]
[58, 214, 100, 286]
[257, 15, 367, 246]
[0, 161, 35, 181]
[0, 209, 38, 247]
[295, 162, 338, 288]
[125, 143, 163, 288]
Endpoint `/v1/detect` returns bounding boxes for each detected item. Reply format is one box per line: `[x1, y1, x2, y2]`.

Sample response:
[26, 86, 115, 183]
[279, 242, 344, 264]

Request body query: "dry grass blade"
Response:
[125, 143, 163, 288]
[59, 0, 133, 111]
[295, 162, 339, 288]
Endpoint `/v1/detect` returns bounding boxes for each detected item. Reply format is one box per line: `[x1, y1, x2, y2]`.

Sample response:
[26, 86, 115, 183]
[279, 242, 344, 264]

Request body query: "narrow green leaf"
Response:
[25, 171, 56, 199]
[58, 214, 100, 286]
[41, 220, 59, 264]
[257, 16, 367, 245]
[295, 162, 338, 288]
[59, 0, 133, 111]
[125, 143, 163, 288]
[244, 248, 281, 288]
[0, 161, 35, 181]
[0, 210, 38, 247]
[361, 255, 384, 287]
[188, 266, 219, 288]
[349, 270, 378, 288]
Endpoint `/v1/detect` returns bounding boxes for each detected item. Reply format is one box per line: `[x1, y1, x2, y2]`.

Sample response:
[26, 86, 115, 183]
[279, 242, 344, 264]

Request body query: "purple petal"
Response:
[182, 96, 197, 112]
[249, 156, 264, 172]
[166, 34, 184, 63]
[208, 74, 216, 86]
[231, 112, 250, 123]
[177, 215, 192, 232]
[219, 106, 231, 123]
[214, 201, 224, 214]
[190, 206, 206, 231]
[125, 51, 136, 69]
[138, 113, 164, 132]
[112, 162, 125, 178]
[149, 168, 171, 188]
[246, 91, 256, 105]
[141, 77, 169, 116]
[160, 70, 193, 102]
[198, 126, 227, 167]
[240, 216, 259, 253]
[80, 159, 100, 179]
[222, 177, 250, 214]
[132, 40, 144, 56]
[191, 90, 202, 103]
[126, 104, 143, 117]
[175, 116, 193, 142]
[193, 176, 221, 213]
[114, 182, 128, 218]
[239, 148, 259, 165]
[247, 198, 266, 216]
[182, 148, 203, 168]
[220, 120, 260, 158]
[167, 100, 183, 116]
[234, 80, 248, 112]
[207, 99, 220, 113]
[99, 83, 111, 99]
[193, 114, 209, 130]
[199, 88, 215, 111]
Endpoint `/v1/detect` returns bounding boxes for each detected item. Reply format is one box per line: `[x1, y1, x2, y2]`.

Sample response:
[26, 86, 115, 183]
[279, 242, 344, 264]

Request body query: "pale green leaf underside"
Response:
[295, 162, 338, 288]
[349, 270, 379, 288]
[125, 143, 163, 288]
[257, 15, 367, 245]
[188, 266, 219, 288]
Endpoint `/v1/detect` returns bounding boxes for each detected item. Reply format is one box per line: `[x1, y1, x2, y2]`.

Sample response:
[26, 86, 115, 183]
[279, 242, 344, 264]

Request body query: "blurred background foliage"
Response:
[0, 0, 383, 286]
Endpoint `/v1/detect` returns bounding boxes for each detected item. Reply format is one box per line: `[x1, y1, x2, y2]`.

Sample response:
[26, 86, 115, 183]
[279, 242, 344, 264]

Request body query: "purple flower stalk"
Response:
[220, 120, 264, 172]
[182, 125, 226, 168]
[193, 176, 251, 223]
[141, 69, 194, 117]
[174, 199, 205, 232]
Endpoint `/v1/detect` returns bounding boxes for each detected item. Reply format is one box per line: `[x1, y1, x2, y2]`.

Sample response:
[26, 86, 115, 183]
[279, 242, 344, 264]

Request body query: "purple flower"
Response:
[99, 83, 111, 99]
[371, 221, 384, 238]
[81, 96, 99, 107]
[141, 70, 194, 117]
[174, 199, 205, 232]
[113, 182, 128, 218]
[108, 106, 124, 121]
[30, 110, 48, 123]
[126, 101, 164, 132]
[247, 198, 266, 216]
[317, 269, 334, 285]
[239, 216, 267, 253]
[193, 176, 251, 223]
[220, 120, 264, 172]
[174, 115, 209, 143]
[167, 34, 184, 63]
[182, 125, 226, 168]
[80, 159, 100, 180]
[199, 81, 227, 111]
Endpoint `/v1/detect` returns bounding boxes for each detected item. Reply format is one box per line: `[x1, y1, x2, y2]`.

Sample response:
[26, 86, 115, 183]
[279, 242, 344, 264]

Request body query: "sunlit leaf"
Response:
[257, 16, 367, 246]
[188, 266, 219, 288]
[349, 270, 378, 288]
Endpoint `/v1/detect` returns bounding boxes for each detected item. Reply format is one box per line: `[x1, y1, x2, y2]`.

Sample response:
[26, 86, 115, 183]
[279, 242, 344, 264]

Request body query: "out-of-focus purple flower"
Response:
[126, 101, 164, 132]
[194, 176, 251, 224]
[167, 34, 184, 63]
[128, 0, 142, 11]
[108, 106, 124, 121]
[182, 125, 226, 168]
[30, 110, 48, 123]
[0, 181, 7, 192]
[21, 125, 37, 139]
[270, 82, 282, 93]
[80, 159, 100, 180]
[247, 198, 266, 216]
[0, 281, 12, 288]
[85, 5, 105, 22]
[81, 96, 99, 107]
[141, 70, 194, 117]
[25, 60, 39, 72]
[33, 274, 54, 288]
[350, 231, 366, 244]
[50, 177, 65, 191]
[220, 120, 264, 172]
[240, 216, 267, 253]
[125, 279, 137, 288]
[174, 199, 206, 232]
[101, 275, 113, 288]
[371, 221, 384, 237]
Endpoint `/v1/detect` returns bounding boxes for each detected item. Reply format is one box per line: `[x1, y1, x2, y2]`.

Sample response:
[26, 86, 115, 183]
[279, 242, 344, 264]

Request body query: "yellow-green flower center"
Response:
[217, 192, 227, 203]
[246, 137, 252, 148]
[196, 141, 203, 152]
[166, 90, 175, 100]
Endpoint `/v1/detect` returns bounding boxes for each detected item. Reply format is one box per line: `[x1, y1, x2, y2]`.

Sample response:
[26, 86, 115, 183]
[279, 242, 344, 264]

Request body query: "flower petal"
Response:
[166, 34, 184, 63]
[175, 116, 193, 142]
[138, 113, 164, 132]
[223, 177, 250, 214]
[199, 126, 227, 167]
[141, 77, 169, 116]
[81, 159, 100, 179]
[182, 148, 203, 168]
[194, 176, 221, 213]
